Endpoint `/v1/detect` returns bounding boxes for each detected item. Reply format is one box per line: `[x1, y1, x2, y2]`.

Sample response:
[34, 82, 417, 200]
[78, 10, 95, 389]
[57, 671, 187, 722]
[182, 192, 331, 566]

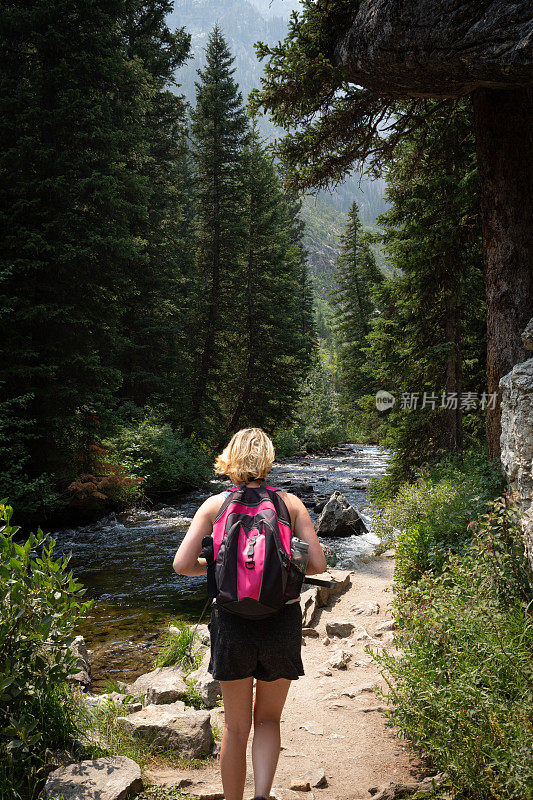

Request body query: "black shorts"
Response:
[207, 600, 305, 682]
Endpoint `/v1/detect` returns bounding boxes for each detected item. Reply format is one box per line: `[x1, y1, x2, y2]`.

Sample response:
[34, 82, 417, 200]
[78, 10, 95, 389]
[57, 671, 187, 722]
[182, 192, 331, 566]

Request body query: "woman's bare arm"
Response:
[285, 492, 327, 575]
[172, 494, 223, 576]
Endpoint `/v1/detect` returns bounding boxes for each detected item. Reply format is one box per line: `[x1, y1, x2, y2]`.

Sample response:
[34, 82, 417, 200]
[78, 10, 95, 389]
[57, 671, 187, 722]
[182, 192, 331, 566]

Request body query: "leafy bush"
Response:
[0, 503, 94, 797]
[272, 427, 301, 458]
[371, 491, 533, 800]
[67, 443, 144, 512]
[369, 447, 505, 584]
[105, 414, 212, 494]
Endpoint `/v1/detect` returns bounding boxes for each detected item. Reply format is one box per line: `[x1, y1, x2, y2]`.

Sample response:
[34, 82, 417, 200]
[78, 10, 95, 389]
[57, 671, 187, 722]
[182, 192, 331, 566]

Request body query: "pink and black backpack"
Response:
[210, 480, 304, 619]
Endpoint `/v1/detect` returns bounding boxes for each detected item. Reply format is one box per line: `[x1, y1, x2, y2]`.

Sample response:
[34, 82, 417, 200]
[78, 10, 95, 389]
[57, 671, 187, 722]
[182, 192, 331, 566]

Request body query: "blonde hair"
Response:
[214, 428, 275, 485]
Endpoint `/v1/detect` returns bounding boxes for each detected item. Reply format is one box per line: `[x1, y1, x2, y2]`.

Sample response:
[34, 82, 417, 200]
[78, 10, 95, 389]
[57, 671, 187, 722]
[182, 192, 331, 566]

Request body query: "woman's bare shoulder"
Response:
[277, 490, 307, 513]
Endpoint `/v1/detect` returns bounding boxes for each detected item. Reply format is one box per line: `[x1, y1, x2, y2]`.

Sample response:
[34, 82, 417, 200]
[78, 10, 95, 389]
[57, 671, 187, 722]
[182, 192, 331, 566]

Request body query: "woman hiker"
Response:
[173, 427, 327, 800]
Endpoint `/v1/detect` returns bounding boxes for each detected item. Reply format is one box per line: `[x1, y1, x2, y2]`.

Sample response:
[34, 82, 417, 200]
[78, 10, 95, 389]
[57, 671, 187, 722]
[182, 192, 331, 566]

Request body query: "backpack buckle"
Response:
[245, 560, 255, 569]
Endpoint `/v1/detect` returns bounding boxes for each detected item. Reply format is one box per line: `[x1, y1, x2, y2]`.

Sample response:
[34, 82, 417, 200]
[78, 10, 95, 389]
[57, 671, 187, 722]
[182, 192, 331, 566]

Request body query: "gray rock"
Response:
[115, 701, 212, 758]
[325, 620, 355, 638]
[187, 650, 221, 708]
[67, 635, 92, 691]
[315, 492, 368, 537]
[44, 755, 142, 800]
[191, 672, 221, 708]
[334, 1, 532, 97]
[125, 666, 187, 704]
[500, 350, 533, 575]
[302, 627, 320, 638]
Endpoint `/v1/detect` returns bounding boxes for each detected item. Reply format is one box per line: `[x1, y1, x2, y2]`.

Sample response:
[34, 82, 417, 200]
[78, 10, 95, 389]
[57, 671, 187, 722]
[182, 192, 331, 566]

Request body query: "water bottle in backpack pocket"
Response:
[211, 481, 303, 619]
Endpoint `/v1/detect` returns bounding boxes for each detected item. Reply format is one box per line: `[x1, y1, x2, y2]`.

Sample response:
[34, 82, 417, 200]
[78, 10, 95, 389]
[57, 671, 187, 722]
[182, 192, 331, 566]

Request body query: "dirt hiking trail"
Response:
[147, 553, 434, 799]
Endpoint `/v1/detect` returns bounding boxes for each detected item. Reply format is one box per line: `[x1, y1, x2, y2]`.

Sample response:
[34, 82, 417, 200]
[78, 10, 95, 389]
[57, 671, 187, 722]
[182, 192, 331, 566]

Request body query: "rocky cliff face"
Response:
[499, 318, 533, 574]
[334, 0, 533, 98]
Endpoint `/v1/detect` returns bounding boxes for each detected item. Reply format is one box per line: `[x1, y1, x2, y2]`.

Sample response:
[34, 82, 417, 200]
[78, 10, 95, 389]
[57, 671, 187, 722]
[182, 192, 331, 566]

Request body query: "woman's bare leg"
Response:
[252, 678, 292, 798]
[219, 677, 254, 800]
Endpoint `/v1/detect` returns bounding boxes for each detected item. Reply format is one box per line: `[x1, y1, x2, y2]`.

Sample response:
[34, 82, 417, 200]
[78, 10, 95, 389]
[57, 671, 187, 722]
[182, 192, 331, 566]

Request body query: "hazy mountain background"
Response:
[167, 0, 390, 296]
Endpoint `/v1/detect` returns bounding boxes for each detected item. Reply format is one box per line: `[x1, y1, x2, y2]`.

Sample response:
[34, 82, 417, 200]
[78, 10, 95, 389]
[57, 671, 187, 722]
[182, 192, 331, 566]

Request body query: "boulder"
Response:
[190, 672, 221, 709]
[187, 650, 221, 708]
[315, 492, 368, 537]
[44, 756, 142, 800]
[499, 337, 533, 575]
[325, 620, 355, 638]
[116, 701, 212, 758]
[125, 666, 187, 704]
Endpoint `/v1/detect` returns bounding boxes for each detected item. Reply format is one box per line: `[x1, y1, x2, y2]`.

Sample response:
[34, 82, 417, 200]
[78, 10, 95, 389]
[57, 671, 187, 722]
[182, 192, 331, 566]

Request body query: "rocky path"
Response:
[146, 553, 433, 799]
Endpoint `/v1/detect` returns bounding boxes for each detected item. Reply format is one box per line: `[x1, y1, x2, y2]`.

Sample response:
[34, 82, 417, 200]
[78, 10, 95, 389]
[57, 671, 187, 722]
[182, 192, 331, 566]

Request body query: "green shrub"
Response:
[369, 447, 505, 584]
[105, 413, 212, 494]
[155, 621, 202, 673]
[371, 491, 533, 800]
[272, 428, 301, 458]
[0, 503, 94, 798]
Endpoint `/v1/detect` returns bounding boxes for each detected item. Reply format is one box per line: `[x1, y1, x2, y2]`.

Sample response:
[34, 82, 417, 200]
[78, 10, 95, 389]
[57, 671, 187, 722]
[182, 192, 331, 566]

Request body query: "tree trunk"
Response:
[472, 87, 533, 461]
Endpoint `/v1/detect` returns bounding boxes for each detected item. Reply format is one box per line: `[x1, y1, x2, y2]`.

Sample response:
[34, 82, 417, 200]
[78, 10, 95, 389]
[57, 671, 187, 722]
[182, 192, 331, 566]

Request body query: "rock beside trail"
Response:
[115, 701, 212, 758]
[44, 756, 142, 800]
[187, 648, 221, 708]
[369, 772, 448, 799]
[299, 568, 352, 627]
[326, 619, 355, 638]
[290, 768, 328, 790]
[315, 492, 369, 537]
[125, 665, 187, 704]
[67, 635, 92, 691]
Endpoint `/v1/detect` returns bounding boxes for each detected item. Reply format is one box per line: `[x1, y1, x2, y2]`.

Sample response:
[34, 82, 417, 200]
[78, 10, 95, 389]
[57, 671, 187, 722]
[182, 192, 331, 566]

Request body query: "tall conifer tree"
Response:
[330, 202, 383, 415]
[221, 126, 316, 438]
[118, 2, 194, 422]
[0, 0, 150, 489]
[188, 25, 250, 434]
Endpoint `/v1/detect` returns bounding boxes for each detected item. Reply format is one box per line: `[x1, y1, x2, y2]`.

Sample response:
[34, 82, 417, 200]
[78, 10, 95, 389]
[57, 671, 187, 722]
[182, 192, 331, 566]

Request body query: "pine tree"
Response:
[329, 202, 383, 416]
[0, 0, 150, 491]
[363, 102, 486, 481]
[188, 25, 250, 434]
[117, 1, 194, 423]
[221, 126, 316, 439]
